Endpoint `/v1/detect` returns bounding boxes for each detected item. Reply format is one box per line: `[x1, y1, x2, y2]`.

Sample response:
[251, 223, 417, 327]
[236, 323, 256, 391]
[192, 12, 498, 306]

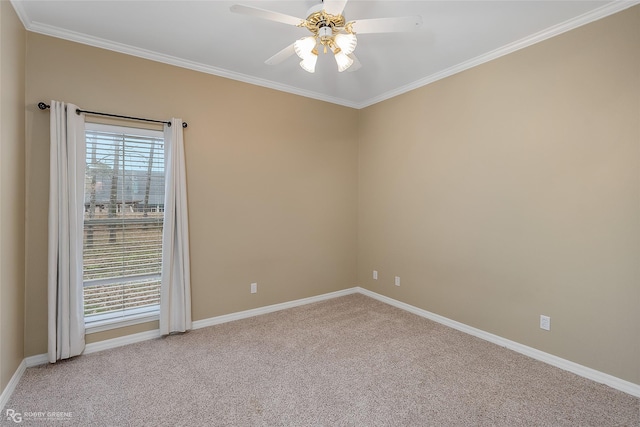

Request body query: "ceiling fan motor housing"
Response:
[304, 3, 347, 34]
[231, 0, 423, 73]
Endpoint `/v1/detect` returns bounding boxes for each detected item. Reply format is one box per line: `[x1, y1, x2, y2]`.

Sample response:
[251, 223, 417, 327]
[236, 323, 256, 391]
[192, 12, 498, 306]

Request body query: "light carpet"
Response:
[3, 294, 639, 426]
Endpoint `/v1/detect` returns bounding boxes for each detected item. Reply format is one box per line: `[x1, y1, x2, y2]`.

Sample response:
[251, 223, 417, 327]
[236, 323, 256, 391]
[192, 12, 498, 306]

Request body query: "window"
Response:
[83, 123, 165, 330]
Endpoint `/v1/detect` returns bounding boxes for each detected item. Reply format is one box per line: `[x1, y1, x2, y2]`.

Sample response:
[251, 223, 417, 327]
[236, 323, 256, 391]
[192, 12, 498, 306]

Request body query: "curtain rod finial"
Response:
[38, 102, 50, 110]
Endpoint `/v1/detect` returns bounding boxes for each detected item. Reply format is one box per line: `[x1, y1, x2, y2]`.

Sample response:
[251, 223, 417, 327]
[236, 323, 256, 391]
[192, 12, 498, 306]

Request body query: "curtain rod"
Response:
[38, 102, 188, 128]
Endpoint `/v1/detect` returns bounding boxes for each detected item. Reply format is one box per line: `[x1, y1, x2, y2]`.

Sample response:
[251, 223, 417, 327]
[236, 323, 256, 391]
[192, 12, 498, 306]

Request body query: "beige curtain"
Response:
[47, 101, 86, 363]
[160, 118, 192, 334]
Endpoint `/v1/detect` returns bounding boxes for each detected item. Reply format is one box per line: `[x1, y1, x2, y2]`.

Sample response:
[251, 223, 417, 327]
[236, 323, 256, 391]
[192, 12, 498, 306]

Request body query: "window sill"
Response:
[85, 307, 159, 334]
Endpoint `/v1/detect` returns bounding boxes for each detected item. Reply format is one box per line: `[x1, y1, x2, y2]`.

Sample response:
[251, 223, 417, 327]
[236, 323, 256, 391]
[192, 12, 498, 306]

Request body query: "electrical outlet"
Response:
[373, 270, 378, 280]
[251, 282, 257, 294]
[394, 276, 400, 286]
[540, 315, 550, 331]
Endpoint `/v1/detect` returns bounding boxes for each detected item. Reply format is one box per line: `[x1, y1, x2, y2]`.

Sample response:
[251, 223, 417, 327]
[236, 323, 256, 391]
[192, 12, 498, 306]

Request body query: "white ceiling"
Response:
[11, 0, 638, 109]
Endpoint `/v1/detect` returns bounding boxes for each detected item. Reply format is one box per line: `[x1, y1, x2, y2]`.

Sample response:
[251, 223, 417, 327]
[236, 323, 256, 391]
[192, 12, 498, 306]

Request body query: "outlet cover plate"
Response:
[540, 315, 550, 331]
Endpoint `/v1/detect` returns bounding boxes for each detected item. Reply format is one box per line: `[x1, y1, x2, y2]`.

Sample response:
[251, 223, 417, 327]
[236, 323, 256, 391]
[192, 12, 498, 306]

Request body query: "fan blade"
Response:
[230, 4, 305, 26]
[323, 0, 348, 16]
[347, 54, 361, 72]
[265, 43, 296, 65]
[350, 16, 423, 34]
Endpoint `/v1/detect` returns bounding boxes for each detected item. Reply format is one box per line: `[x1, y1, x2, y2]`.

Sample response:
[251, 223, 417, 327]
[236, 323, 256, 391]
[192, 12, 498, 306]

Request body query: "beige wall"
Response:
[0, 1, 26, 391]
[358, 6, 640, 384]
[16, 3, 640, 388]
[24, 34, 359, 356]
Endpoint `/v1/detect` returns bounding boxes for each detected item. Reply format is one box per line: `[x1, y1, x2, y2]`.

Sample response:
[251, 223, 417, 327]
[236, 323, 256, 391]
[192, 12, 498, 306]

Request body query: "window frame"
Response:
[83, 122, 165, 334]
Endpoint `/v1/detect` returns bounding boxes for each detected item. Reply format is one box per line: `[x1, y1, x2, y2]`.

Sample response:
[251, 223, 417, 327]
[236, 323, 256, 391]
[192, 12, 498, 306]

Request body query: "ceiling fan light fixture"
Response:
[232, 1, 425, 75]
[334, 50, 353, 72]
[334, 33, 357, 55]
[318, 26, 333, 43]
[294, 36, 316, 59]
[300, 51, 318, 73]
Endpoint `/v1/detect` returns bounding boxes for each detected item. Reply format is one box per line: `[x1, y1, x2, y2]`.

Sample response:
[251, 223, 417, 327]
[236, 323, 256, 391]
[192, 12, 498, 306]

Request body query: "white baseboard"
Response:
[24, 354, 48, 367]
[0, 360, 25, 411]
[17, 287, 359, 367]
[192, 287, 358, 330]
[356, 287, 640, 398]
[84, 329, 163, 355]
[8, 285, 638, 408]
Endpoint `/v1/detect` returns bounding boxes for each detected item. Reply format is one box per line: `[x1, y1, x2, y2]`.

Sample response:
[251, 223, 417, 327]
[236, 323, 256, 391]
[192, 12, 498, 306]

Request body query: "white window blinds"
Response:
[83, 123, 165, 323]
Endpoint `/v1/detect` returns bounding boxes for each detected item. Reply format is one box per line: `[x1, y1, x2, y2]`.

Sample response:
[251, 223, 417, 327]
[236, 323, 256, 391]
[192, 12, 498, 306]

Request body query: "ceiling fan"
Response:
[230, 0, 423, 73]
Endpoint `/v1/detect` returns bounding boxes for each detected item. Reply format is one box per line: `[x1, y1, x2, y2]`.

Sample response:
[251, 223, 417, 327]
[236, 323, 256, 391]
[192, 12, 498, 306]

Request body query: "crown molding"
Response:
[8, 0, 30, 29]
[15, 17, 360, 109]
[11, 0, 639, 110]
[358, 0, 640, 109]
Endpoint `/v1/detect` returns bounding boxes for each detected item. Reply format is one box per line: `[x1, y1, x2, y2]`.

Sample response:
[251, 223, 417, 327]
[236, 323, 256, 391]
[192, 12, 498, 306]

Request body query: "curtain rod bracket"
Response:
[38, 102, 188, 128]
